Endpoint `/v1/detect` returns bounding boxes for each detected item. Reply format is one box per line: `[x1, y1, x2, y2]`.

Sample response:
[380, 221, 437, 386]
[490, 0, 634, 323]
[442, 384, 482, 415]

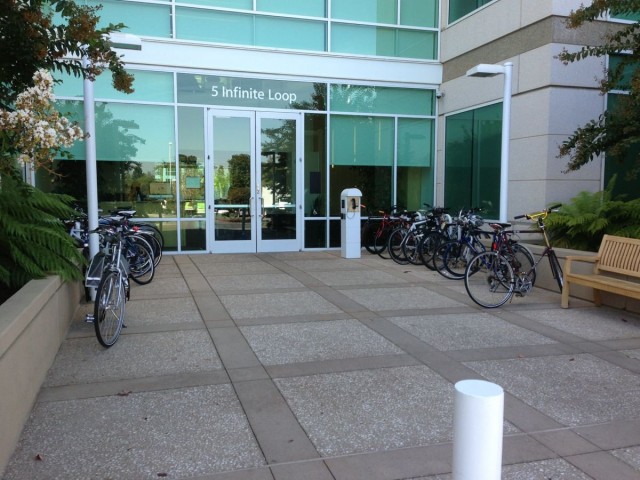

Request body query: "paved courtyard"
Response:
[3, 251, 640, 479]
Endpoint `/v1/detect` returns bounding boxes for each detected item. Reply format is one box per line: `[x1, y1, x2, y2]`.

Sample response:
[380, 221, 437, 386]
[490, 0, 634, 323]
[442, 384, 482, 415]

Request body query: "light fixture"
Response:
[466, 62, 513, 223]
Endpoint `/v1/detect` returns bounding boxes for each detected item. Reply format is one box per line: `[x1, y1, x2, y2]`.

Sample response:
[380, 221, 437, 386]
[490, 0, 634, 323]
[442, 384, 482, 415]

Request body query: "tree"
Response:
[0, 0, 134, 301]
[557, 1, 640, 176]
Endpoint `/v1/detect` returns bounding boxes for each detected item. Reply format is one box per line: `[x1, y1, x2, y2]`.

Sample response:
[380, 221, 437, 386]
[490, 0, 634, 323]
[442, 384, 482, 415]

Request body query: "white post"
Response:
[499, 62, 513, 223]
[83, 56, 99, 261]
[452, 379, 504, 480]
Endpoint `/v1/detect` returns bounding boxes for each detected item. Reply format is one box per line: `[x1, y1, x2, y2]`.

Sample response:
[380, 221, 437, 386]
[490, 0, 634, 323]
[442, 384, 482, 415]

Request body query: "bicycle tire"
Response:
[127, 235, 155, 285]
[362, 220, 383, 254]
[388, 227, 410, 265]
[138, 231, 162, 267]
[402, 231, 423, 265]
[133, 222, 165, 249]
[375, 226, 393, 259]
[464, 251, 515, 308]
[548, 250, 564, 292]
[433, 240, 464, 279]
[418, 231, 443, 270]
[94, 270, 126, 347]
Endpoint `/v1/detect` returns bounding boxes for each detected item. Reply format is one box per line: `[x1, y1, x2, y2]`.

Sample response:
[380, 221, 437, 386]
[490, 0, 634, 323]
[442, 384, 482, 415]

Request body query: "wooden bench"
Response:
[561, 234, 640, 308]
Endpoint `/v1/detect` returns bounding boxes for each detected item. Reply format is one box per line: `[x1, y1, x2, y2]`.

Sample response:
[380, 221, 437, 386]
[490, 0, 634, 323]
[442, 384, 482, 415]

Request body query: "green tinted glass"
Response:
[397, 118, 434, 167]
[445, 103, 501, 217]
[176, 8, 253, 44]
[257, 0, 326, 17]
[87, 0, 171, 37]
[255, 16, 326, 51]
[608, 54, 636, 91]
[332, 23, 394, 56]
[53, 70, 174, 102]
[397, 29, 437, 59]
[331, 0, 397, 24]
[185, 0, 251, 8]
[330, 85, 434, 116]
[400, 0, 438, 27]
[610, 10, 640, 21]
[448, 0, 493, 23]
[330, 115, 394, 166]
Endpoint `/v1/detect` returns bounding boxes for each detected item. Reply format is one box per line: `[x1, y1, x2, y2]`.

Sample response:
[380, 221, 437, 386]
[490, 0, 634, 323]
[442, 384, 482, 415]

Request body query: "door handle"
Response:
[249, 196, 254, 217]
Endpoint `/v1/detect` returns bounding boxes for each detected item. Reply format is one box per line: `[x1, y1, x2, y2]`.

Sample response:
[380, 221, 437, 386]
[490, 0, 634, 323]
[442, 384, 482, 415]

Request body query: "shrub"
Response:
[546, 176, 640, 251]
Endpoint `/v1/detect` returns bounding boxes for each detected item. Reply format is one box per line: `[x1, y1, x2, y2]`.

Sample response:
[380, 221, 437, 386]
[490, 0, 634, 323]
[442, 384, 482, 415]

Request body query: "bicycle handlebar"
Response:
[514, 204, 562, 220]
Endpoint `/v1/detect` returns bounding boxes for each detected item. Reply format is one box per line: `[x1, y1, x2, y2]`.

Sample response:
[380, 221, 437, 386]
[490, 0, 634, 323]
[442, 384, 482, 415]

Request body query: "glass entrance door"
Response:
[207, 110, 302, 253]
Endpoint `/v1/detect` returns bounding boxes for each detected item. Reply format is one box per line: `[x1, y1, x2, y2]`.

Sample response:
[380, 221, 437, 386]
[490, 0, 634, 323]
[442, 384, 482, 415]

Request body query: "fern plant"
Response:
[0, 169, 84, 300]
[545, 176, 640, 251]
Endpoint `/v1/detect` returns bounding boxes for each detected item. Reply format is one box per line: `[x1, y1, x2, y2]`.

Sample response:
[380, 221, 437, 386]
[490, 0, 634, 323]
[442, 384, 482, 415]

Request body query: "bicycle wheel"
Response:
[375, 226, 393, 259]
[127, 235, 155, 285]
[433, 240, 464, 279]
[94, 270, 126, 347]
[138, 231, 162, 267]
[133, 222, 165, 249]
[362, 220, 383, 254]
[388, 227, 410, 265]
[418, 231, 443, 270]
[548, 250, 564, 292]
[402, 231, 423, 265]
[464, 251, 515, 308]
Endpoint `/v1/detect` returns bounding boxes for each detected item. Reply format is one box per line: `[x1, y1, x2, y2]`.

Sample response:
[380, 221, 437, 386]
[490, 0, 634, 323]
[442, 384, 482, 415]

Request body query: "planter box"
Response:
[526, 244, 640, 314]
[0, 277, 82, 476]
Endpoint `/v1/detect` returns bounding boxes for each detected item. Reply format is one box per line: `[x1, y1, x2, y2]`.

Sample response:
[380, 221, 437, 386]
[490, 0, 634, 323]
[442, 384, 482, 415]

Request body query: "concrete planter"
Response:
[0, 277, 81, 476]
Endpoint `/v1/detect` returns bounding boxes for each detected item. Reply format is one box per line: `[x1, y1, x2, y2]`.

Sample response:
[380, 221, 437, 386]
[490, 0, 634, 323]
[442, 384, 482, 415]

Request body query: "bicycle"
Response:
[85, 224, 131, 347]
[464, 205, 563, 308]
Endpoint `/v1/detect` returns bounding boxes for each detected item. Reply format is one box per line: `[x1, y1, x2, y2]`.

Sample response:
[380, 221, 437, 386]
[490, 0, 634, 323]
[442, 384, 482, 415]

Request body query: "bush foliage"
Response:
[545, 177, 640, 252]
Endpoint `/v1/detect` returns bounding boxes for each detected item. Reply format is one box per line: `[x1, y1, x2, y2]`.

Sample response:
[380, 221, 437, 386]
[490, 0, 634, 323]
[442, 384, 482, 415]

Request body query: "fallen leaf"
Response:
[34, 453, 44, 461]
[157, 473, 168, 478]
[569, 357, 575, 361]
[117, 390, 132, 396]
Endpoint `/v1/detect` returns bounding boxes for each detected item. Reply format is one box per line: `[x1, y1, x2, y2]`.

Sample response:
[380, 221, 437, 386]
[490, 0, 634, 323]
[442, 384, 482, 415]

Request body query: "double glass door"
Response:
[207, 110, 302, 253]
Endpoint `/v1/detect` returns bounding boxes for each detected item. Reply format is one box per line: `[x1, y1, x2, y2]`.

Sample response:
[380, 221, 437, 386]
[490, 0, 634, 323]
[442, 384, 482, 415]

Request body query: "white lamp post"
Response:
[466, 62, 513, 223]
[83, 33, 141, 260]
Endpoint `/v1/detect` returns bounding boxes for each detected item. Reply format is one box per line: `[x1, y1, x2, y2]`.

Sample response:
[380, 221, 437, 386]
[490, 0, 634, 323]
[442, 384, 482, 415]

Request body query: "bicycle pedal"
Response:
[85, 313, 94, 323]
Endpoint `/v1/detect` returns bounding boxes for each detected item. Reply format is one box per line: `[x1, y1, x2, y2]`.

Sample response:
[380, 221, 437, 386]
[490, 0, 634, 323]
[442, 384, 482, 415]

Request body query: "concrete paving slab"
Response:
[124, 296, 203, 326]
[338, 286, 466, 311]
[274, 366, 455, 456]
[206, 273, 305, 293]
[3, 385, 265, 480]
[465, 354, 640, 426]
[130, 276, 191, 299]
[218, 291, 342, 319]
[240, 319, 404, 365]
[283, 258, 369, 271]
[43, 330, 222, 387]
[389, 312, 556, 350]
[197, 261, 281, 276]
[611, 446, 640, 470]
[307, 269, 409, 286]
[516, 306, 640, 340]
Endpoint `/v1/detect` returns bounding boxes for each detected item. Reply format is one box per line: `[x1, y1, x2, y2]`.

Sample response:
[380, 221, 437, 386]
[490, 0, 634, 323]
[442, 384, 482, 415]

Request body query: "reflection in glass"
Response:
[213, 116, 252, 241]
[260, 118, 296, 240]
[181, 220, 206, 251]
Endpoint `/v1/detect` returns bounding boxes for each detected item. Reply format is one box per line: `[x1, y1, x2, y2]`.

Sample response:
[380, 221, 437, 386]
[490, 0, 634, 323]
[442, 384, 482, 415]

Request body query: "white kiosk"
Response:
[340, 188, 362, 258]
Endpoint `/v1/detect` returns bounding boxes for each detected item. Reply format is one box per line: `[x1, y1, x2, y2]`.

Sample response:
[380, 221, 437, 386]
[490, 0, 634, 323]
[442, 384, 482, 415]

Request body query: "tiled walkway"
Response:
[3, 251, 640, 479]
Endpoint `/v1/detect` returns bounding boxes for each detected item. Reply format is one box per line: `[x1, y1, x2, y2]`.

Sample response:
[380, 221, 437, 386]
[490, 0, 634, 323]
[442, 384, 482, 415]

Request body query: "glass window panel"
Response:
[397, 118, 433, 167]
[87, 0, 171, 37]
[181, 220, 207, 251]
[445, 103, 501, 218]
[331, 0, 396, 24]
[400, 0, 438, 27]
[610, 10, 640, 22]
[448, 0, 494, 24]
[304, 114, 327, 217]
[184, 0, 252, 8]
[605, 93, 640, 200]
[330, 115, 394, 167]
[255, 16, 326, 51]
[176, 8, 253, 45]
[331, 85, 434, 115]
[397, 29, 437, 60]
[331, 23, 395, 57]
[178, 108, 206, 220]
[397, 166, 434, 211]
[257, 0, 326, 17]
[608, 54, 636, 91]
[54, 70, 174, 103]
[305, 219, 327, 248]
[329, 165, 392, 215]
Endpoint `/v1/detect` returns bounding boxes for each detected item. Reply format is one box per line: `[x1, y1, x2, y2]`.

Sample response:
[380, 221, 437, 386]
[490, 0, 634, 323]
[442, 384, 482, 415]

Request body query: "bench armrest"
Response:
[563, 255, 598, 276]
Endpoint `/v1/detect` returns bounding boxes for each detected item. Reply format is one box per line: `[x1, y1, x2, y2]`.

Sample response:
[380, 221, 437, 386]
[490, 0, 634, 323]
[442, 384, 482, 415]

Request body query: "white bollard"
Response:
[452, 379, 504, 480]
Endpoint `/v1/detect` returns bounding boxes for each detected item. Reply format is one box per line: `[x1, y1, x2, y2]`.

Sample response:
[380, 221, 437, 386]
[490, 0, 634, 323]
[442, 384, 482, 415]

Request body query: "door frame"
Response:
[205, 109, 303, 253]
